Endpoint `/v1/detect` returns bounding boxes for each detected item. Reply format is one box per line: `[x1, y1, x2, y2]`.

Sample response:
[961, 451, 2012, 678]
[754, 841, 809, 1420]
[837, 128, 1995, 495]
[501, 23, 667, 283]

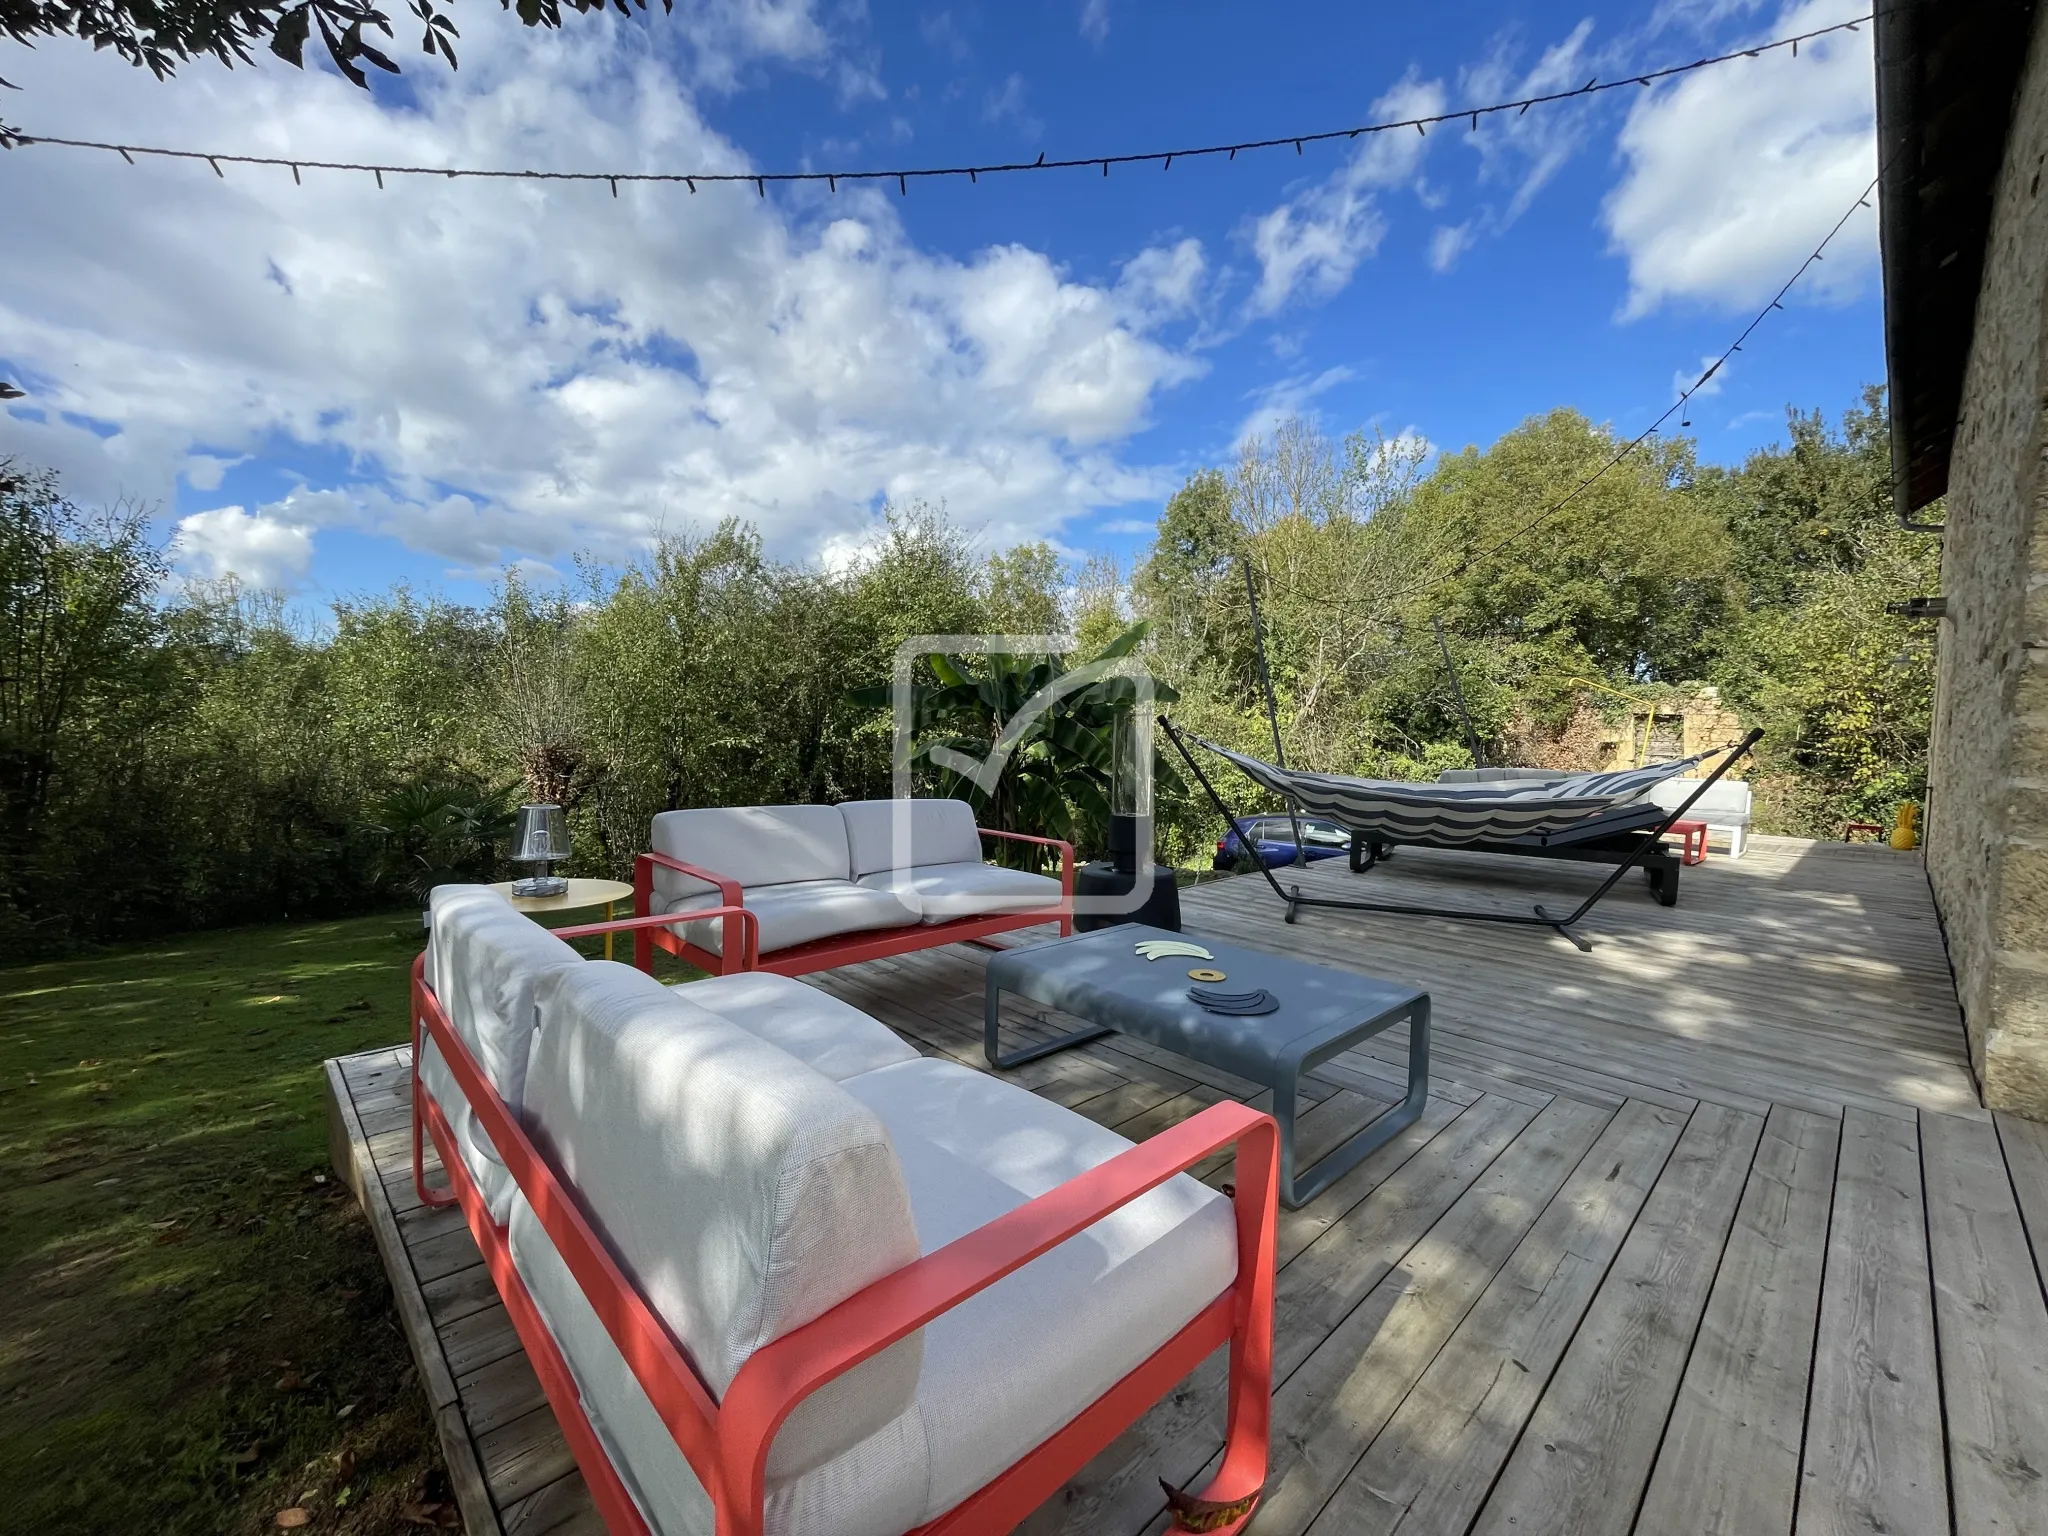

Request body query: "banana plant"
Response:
[847, 622, 1180, 864]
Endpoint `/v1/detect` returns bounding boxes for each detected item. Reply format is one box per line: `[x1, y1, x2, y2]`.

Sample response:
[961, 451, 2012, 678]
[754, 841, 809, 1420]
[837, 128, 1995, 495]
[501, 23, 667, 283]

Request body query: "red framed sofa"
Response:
[633, 798, 1072, 976]
[411, 884, 1277, 1536]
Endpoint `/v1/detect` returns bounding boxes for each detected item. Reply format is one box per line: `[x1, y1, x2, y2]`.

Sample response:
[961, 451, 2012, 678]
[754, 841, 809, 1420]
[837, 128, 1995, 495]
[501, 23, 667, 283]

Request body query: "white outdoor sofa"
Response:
[633, 798, 1074, 976]
[1440, 766, 1755, 857]
[410, 884, 1279, 1536]
[1645, 776, 1753, 858]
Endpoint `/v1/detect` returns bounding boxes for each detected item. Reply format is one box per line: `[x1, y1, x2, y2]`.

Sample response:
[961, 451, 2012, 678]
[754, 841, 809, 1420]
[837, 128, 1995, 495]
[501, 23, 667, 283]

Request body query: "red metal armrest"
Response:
[634, 850, 752, 972]
[557, 906, 761, 972]
[717, 1100, 1278, 1528]
[977, 826, 1077, 904]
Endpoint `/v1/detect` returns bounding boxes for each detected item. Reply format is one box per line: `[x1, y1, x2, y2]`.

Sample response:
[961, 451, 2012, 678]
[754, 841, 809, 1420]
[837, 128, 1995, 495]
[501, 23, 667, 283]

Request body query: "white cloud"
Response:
[1242, 74, 1446, 316]
[1115, 239, 1208, 323]
[982, 72, 1042, 137]
[0, 16, 1207, 574]
[1459, 19, 1607, 225]
[1428, 222, 1477, 273]
[1604, 0, 1877, 318]
[174, 505, 316, 588]
[1235, 365, 1357, 446]
[181, 453, 240, 491]
[1080, 0, 1110, 46]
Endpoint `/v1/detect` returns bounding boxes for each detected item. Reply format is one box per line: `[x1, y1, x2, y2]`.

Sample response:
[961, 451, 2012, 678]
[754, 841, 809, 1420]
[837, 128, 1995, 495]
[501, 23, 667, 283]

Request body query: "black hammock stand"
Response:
[1161, 714, 1763, 951]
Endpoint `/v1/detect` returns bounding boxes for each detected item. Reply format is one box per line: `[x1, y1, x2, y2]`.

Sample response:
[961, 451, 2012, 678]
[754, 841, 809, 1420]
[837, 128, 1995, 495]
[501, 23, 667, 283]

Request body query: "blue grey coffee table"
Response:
[984, 924, 1429, 1207]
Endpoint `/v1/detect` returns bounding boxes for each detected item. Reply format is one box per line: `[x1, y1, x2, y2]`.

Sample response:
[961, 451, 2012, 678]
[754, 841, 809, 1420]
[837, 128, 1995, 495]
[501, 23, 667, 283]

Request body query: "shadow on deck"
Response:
[328, 835, 2048, 1536]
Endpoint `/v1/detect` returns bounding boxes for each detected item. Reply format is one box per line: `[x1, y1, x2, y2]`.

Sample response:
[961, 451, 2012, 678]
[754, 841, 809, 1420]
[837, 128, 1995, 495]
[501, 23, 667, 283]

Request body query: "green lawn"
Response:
[0, 912, 446, 1536]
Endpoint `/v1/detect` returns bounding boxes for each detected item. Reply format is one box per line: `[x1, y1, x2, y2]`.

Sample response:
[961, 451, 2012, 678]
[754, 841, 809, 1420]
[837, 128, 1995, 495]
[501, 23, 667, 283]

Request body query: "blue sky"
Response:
[0, 0, 1879, 608]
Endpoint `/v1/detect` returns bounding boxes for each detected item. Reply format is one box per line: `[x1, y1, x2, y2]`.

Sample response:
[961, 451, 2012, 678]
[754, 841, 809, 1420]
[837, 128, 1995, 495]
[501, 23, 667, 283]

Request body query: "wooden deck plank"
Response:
[1633, 1105, 1839, 1536]
[1470, 1103, 1764, 1536]
[499, 1475, 605, 1536]
[328, 833, 2001, 1536]
[1024, 1093, 1530, 1536]
[1297, 1101, 1687, 1536]
[476, 1403, 579, 1509]
[1921, 1111, 2048, 1534]
[1794, 1108, 1948, 1536]
[1233, 1097, 1634, 1536]
[325, 1057, 503, 1536]
[1994, 1110, 2048, 1290]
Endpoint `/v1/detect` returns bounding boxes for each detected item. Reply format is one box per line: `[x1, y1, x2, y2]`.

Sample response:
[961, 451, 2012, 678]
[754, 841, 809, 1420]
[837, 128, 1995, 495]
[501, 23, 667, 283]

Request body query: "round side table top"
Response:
[489, 877, 636, 914]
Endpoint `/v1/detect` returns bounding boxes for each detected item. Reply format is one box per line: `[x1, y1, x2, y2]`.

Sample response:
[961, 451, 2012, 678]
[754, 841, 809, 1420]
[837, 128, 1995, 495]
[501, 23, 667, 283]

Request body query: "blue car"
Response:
[1213, 814, 1353, 870]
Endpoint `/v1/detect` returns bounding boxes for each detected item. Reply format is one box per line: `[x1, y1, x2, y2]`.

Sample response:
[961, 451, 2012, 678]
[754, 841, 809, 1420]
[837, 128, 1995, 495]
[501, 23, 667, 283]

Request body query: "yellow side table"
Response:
[491, 877, 637, 960]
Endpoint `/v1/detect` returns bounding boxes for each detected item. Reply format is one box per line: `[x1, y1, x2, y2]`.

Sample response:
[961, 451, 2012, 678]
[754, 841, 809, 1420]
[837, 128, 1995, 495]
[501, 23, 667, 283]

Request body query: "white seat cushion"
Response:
[512, 1047, 1236, 1536]
[839, 798, 984, 880]
[648, 805, 855, 908]
[509, 1193, 932, 1536]
[842, 1058, 1236, 1523]
[521, 962, 923, 1474]
[662, 879, 914, 956]
[856, 861, 1063, 924]
[678, 972, 922, 1080]
[422, 883, 583, 1223]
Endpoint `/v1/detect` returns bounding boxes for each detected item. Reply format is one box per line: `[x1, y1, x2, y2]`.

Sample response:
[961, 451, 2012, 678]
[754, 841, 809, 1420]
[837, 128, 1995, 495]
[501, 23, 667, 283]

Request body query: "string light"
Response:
[0, 14, 1869, 195]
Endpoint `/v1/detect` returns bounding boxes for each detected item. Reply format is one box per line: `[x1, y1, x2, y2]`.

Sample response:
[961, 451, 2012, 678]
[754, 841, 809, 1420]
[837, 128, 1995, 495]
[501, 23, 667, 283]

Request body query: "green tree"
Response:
[1703, 388, 1942, 833]
[980, 542, 1064, 637]
[0, 463, 170, 927]
[0, 0, 667, 97]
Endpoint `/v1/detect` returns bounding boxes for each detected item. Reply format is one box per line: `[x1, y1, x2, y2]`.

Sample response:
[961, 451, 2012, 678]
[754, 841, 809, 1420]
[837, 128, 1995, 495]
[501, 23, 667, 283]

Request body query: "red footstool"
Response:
[1666, 818, 1709, 866]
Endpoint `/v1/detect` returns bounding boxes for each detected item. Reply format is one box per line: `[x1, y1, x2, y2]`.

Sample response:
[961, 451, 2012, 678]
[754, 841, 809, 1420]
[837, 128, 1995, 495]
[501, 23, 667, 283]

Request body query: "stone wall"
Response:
[1925, 6, 2048, 1118]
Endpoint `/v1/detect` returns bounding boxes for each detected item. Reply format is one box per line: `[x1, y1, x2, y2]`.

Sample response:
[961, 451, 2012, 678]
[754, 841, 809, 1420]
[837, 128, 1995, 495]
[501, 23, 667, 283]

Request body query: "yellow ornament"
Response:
[1188, 968, 1227, 983]
[1890, 801, 1921, 851]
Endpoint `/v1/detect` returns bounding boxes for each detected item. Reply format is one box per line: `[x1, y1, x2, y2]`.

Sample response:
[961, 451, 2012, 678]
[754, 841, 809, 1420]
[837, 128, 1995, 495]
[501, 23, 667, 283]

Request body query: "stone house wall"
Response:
[1924, 7, 2048, 1119]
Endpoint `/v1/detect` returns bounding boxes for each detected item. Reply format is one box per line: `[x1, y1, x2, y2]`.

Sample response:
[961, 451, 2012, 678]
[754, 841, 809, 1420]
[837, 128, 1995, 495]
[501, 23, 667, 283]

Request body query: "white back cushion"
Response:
[427, 883, 582, 1112]
[1646, 778, 1753, 818]
[839, 799, 983, 880]
[678, 973, 922, 1081]
[522, 961, 923, 1472]
[648, 806, 853, 906]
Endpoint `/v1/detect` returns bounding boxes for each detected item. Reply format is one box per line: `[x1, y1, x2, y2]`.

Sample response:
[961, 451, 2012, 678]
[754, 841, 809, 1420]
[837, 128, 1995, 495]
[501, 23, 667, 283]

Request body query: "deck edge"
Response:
[326, 1052, 506, 1536]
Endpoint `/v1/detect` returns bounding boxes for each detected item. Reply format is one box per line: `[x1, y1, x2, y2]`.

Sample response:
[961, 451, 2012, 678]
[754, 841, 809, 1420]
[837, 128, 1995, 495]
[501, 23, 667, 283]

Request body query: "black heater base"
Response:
[1073, 861, 1183, 933]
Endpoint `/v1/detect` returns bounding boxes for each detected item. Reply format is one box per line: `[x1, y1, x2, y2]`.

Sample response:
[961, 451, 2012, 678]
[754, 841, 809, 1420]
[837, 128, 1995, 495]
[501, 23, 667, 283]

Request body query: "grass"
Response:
[0, 912, 445, 1536]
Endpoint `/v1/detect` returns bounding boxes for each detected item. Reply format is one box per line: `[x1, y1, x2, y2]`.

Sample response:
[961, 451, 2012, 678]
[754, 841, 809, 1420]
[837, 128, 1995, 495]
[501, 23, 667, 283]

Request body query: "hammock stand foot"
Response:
[1534, 904, 1593, 953]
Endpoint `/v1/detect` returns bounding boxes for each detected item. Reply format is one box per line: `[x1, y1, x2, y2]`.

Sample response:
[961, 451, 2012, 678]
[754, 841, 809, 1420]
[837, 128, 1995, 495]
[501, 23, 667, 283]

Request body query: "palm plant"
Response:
[364, 779, 520, 900]
[848, 623, 1180, 864]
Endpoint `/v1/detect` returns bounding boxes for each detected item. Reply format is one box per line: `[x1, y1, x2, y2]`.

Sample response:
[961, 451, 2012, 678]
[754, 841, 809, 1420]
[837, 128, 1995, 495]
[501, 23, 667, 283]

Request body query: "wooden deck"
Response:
[327, 835, 2048, 1536]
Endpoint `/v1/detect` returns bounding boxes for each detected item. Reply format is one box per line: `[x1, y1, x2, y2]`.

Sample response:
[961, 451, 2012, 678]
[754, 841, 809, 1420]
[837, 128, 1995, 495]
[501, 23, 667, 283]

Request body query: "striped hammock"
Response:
[1189, 734, 1710, 847]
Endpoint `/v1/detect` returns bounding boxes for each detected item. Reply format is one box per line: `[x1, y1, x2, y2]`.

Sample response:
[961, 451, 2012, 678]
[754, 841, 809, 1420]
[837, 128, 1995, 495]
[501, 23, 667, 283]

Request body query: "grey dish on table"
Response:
[983, 924, 1430, 1207]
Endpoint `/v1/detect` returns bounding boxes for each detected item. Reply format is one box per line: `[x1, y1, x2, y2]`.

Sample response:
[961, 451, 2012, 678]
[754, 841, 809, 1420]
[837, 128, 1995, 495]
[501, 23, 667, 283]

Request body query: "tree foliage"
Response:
[1131, 388, 1938, 838]
[0, 384, 1941, 947]
[0, 0, 667, 95]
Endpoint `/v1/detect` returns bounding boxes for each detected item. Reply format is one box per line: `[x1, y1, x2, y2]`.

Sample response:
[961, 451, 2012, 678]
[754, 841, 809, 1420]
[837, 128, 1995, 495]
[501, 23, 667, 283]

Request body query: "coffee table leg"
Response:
[1279, 997, 1431, 1208]
[983, 972, 1114, 1069]
[605, 900, 615, 962]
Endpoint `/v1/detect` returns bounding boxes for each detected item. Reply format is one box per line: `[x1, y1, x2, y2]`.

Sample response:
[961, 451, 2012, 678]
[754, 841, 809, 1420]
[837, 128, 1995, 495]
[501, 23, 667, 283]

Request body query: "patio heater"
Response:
[1075, 705, 1183, 933]
[509, 803, 571, 898]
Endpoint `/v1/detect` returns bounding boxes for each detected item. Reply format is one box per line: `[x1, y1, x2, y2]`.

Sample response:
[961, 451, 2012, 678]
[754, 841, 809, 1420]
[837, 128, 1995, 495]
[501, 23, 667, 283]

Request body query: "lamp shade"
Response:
[511, 803, 569, 864]
[1109, 708, 1154, 819]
